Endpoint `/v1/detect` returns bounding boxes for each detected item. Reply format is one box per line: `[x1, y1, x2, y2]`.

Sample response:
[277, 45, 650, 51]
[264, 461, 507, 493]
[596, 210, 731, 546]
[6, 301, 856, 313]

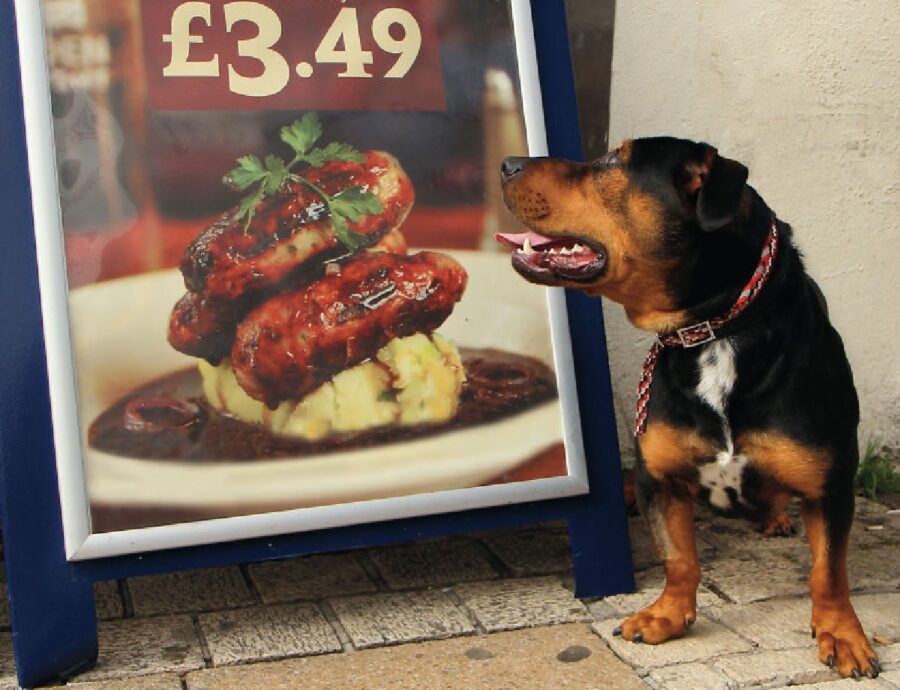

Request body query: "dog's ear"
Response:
[678, 145, 748, 232]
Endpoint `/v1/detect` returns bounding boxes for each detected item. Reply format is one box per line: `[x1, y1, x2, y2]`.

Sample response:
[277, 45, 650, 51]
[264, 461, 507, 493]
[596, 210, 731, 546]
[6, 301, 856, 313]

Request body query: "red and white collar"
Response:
[634, 218, 780, 436]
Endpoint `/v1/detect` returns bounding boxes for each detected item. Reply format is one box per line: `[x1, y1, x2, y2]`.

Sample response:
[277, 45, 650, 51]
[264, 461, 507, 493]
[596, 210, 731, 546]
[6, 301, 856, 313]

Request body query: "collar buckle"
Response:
[676, 321, 717, 348]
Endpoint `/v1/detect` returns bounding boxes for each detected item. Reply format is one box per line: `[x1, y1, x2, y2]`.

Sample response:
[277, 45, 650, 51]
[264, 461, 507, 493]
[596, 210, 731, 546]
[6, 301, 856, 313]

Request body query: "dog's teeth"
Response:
[560, 247, 573, 255]
[522, 238, 536, 255]
[549, 247, 558, 255]
[573, 243, 585, 253]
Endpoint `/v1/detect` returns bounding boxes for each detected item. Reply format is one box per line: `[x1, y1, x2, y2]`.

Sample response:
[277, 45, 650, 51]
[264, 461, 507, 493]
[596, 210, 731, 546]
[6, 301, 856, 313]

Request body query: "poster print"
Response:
[25, 0, 588, 558]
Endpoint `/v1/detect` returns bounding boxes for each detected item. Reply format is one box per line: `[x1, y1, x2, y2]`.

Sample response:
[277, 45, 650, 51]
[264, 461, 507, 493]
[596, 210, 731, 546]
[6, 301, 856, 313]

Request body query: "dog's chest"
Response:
[694, 340, 748, 509]
[695, 339, 737, 422]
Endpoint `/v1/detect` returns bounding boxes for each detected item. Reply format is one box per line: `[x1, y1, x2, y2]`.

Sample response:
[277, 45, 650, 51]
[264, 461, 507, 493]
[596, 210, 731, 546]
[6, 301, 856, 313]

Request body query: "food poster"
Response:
[41, 0, 584, 537]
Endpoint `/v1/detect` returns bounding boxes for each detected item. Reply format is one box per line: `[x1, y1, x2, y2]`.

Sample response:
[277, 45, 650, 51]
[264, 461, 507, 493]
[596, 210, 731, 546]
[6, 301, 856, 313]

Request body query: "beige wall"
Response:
[601, 0, 900, 460]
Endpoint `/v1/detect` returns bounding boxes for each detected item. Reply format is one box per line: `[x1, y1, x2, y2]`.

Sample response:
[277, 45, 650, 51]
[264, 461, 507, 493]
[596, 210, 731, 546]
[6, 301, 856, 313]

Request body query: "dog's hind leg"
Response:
[615, 480, 700, 644]
[757, 491, 796, 537]
[802, 495, 879, 679]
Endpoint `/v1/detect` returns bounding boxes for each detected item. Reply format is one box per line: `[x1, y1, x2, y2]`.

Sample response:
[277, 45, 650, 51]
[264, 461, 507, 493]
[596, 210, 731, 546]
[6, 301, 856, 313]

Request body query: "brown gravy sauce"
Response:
[89, 348, 557, 462]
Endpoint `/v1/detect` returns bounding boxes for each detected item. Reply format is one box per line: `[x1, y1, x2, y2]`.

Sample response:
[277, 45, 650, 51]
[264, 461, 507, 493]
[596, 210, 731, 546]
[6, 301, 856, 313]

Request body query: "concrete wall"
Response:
[596, 0, 900, 460]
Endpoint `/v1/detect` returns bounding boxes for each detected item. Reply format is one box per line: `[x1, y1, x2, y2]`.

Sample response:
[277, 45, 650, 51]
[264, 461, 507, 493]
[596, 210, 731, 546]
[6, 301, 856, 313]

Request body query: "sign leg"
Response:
[565, 290, 635, 598]
[5, 565, 98, 687]
[568, 496, 635, 598]
[0, 343, 99, 686]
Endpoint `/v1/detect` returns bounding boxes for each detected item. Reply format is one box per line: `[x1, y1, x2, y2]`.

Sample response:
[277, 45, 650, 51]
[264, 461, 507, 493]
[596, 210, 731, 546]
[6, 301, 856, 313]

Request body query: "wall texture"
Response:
[594, 0, 899, 460]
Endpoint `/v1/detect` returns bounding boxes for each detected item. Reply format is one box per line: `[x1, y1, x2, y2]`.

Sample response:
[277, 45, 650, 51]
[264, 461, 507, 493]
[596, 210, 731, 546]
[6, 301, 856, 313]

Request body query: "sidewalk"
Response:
[1, 497, 897, 689]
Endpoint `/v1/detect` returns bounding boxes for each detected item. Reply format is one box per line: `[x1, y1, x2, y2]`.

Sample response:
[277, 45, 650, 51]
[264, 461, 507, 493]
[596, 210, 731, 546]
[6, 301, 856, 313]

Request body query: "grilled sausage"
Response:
[181, 151, 414, 300]
[231, 251, 467, 406]
[168, 229, 410, 363]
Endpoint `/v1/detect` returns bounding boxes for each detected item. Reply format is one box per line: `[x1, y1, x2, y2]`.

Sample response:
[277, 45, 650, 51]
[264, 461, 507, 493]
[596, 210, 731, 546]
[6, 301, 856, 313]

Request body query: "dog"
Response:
[497, 137, 879, 680]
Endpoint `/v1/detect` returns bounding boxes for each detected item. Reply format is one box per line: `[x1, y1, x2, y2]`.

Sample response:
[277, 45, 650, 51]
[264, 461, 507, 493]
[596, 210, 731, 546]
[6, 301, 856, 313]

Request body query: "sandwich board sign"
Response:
[0, 1, 632, 684]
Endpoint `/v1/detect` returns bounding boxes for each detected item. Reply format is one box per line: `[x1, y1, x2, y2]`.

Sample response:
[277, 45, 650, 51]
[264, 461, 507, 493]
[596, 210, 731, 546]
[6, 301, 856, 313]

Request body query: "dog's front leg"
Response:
[802, 496, 879, 679]
[615, 481, 700, 643]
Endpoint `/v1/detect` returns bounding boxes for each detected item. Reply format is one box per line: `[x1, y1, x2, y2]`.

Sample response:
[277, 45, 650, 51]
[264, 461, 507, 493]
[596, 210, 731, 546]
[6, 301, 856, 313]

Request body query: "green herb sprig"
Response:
[225, 113, 382, 250]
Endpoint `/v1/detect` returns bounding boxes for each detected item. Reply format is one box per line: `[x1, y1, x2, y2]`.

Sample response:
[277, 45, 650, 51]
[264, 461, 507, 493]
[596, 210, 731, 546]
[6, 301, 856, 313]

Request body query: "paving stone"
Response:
[854, 593, 900, 640]
[848, 519, 898, 550]
[94, 580, 125, 620]
[699, 515, 809, 560]
[647, 661, 732, 690]
[705, 598, 815, 650]
[75, 615, 204, 682]
[786, 538, 900, 592]
[368, 538, 499, 589]
[585, 598, 619, 621]
[848, 541, 900, 591]
[478, 525, 573, 576]
[0, 632, 16, 690]
[69, 672, 184, 689]
[879, 668, 900, 686]
[593, 615, 752, 668]
[199, 602, 341, 665]
[885, 512, 900, 531]
[875, 642, 900, 667]
[329, 589, 473, 649]
[247, 553, 377, 604]
[591, 566, 722, 618]
[698, 501, 893, 563]
[186, 623, 646, 690]
[769, 680, 883, 690]
[454, 576, 590, 632]
[855, 496, 896, 523]
[706, 593, 900, 651]
[703, 555, 809, 604]
[712, 647, 835, 687]
[127, 566, 254, 616]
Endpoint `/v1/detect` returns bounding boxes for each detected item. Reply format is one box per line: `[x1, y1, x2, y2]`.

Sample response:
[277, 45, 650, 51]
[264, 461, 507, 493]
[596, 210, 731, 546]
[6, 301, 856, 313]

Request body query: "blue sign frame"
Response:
[0, 1, 633, 685]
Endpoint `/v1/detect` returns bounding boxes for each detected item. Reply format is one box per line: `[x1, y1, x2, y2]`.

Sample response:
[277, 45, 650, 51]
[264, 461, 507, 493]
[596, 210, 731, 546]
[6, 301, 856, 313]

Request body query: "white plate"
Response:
[69, 250, 565, 512]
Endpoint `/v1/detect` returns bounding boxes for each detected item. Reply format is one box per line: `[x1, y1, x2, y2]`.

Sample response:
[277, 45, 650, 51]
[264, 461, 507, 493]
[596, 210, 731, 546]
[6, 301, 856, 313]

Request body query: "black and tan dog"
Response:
[497, 137, 879, 679]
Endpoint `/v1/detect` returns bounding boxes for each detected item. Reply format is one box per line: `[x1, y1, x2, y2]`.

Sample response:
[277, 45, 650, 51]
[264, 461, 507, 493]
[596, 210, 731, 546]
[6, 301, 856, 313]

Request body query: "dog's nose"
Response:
[501, 157, 529, 182]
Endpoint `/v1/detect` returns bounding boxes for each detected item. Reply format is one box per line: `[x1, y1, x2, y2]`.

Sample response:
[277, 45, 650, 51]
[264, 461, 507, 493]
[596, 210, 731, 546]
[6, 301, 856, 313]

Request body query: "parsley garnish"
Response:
[224, 113, 382, 250]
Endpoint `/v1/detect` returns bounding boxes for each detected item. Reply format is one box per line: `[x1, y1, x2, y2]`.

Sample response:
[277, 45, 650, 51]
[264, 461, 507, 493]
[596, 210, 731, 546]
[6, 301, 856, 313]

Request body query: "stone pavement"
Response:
[0, 498, 896, 689]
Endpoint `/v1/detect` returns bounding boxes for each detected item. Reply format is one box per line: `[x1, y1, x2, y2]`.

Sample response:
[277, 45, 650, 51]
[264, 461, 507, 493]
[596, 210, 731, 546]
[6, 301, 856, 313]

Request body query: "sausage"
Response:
[231, 251, 468, 406]
[168, 229, 410, 363]
[181, 151, 414, 300]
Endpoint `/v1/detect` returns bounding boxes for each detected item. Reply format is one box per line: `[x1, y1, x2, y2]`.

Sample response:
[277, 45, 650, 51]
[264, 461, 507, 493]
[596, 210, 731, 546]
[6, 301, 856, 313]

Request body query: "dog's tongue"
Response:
[494, 230, 557, 250]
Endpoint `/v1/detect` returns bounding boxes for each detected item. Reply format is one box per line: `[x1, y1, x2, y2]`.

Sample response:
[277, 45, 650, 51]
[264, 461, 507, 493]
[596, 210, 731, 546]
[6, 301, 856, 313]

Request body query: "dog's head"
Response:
[498, 137, 749, 331]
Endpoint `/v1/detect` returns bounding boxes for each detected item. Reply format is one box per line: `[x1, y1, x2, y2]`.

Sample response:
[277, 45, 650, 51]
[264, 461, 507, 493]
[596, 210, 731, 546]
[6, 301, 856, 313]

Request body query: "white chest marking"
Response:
[700, 452, 749, 509]
[695, 340, 746, 508]
[696, 339, 737, 415]
[696, 339, 737, 453]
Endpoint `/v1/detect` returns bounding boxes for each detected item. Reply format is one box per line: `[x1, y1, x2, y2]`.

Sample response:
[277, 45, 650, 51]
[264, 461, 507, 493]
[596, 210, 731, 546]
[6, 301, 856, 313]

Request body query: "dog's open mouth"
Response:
[494, 230, 607, 283]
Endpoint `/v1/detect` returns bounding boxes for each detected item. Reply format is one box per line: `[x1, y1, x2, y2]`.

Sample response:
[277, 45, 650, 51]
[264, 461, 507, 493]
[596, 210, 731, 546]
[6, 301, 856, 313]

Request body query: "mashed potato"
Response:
[200, 333, 465, 440]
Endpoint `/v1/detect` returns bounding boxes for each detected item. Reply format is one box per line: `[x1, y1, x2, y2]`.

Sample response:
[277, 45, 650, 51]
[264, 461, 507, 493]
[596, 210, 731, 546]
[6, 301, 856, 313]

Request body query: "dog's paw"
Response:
[612, 595, 696, 645]
[812, 612, 880, 679]
[757, 511, 796, 537]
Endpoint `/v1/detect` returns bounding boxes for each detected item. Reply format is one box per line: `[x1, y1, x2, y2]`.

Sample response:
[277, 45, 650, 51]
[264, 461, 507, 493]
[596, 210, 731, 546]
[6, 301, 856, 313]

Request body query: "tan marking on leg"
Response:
[737, 432, 829, 499]
[803, 501, 879, 678]
[639, 422, 715, 482]
[619, 491, 700, 644]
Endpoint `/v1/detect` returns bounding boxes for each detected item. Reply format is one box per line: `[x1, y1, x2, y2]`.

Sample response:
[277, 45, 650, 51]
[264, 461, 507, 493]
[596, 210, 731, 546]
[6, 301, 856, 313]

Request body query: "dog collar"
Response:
[634, 218, 779, 436]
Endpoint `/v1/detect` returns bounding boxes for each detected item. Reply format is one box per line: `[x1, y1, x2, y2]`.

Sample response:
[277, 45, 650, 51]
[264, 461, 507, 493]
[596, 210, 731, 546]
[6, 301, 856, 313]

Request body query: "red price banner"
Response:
[141, 0, 446, 111]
